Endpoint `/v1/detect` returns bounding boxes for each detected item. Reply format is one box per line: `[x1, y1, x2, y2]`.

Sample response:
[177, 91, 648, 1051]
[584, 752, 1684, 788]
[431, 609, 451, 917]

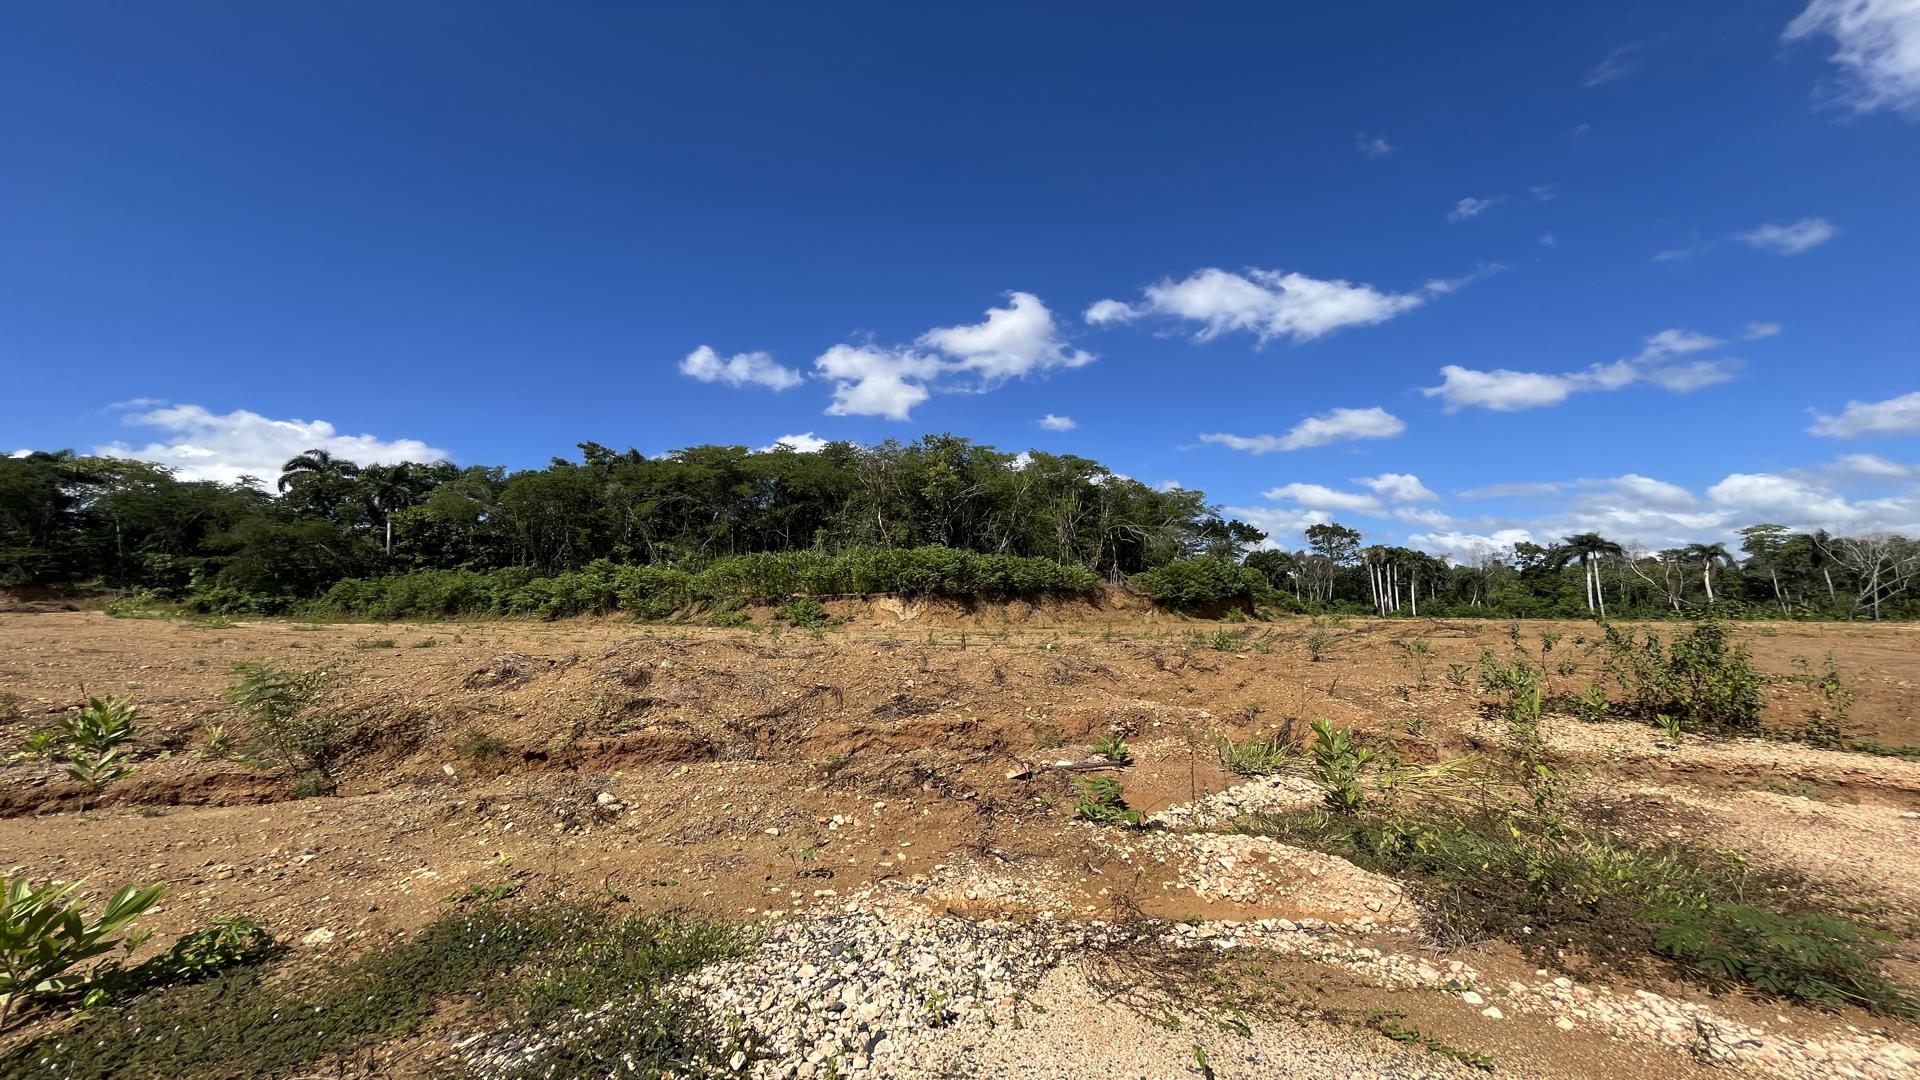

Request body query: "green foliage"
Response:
[0, 876, 166, 1029]
[1239, 809, 1916, 1017]
[1306, 720, 1371, 814]
[1072, 775, 1145, 827]
[1649, 903, 1914, 1017]
[17, 697, 141, 790]
[223, 662, 351, 792]
[1090, 733, 1132, 765]
[1214, 730, 1292, 776]
[1129, 557, 1270, 612]
[1, 902, 750, 1079]
[1206, 629, 1244, 652]
[1600, 619, 1764, 734]
[1368, 1018, 1495, 1071]
[773, 596, 831, 629]
[1303, 622, 1331, 662]
[1797, 654, 1854, 749]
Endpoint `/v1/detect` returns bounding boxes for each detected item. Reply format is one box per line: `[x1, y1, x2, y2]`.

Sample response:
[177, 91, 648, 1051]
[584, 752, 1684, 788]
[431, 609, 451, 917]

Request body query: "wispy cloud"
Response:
[1423, 328, 1743, 413]
[1784, 0, 1920, 116]
[1809, 390, 1920, 438]
[1201, 406, 1407, 454]
[1738, 217, 1839, 254]
[1585, 43, 1647, 87]
[1087, 267, 1461, 345]
[1447, 195, 1506, 222]
[1356, 134, 1393, 158]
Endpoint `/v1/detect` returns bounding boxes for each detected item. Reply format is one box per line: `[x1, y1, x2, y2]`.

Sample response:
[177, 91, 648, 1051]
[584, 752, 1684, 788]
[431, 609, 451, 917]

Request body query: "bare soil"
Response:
[2, 607, 1918, 1077]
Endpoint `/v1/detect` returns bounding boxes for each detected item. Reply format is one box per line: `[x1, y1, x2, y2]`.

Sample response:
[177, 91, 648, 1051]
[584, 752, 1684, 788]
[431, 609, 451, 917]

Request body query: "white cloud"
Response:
[1408, 529, 1538, 560]
[1154, 479, 1185, 492]
[1530, 184, 1557, 201]
[1082, 298, 1136, 326]
[8, 449, 32, 459]
[1423, 366, 1582, 412]
[679, 345, 803, 391]
[1222, 505, 1334, 546]
[757, 432, 829, 453]
[1707, 473, 1865, 525]
[815, 292, 1090, 420]
[1738, 217, 1839, 254]
[1038, 413, 1076, 431]
[815, 344, 940, 421]
[1447, 195, 1505, 222]
[1539, 232, 1558, 248]
[1809, 389, 1920, 437]
[1424, 327, 1741, 413]
[1393, 506, 1457, 527]
[95, 403, 447, 485]
[1609, 473, 1697, 509]
[1263, 483, 1385, 515]
[1201, 406, 1406, 454]
[1744, 321, 1784, 340]
[1586, 43, 1647, 87]
[919, 291, 1094, 383]
[1830, 452, 1914, 478]
[1784, 0, 1920, 116]
[1357, 472, 1438, 502]
[1357, 134, 1393, 158]
[1086, 267, 1440, 345]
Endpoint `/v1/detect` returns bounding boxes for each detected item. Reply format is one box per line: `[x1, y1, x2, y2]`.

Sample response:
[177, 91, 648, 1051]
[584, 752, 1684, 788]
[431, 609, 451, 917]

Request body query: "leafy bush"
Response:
[1130, 557, 1268, 611]
[772, 596, 831, 629]
[1306, 720, 1371, 814]
[1649, 903, 1914, 1016]
[1073, 776, 1145, 827]
[0, 876, 166, 1028]
[224, 662, 352, 793]
[17, 697, 142, 791]
[1600, 619, 1764, 734]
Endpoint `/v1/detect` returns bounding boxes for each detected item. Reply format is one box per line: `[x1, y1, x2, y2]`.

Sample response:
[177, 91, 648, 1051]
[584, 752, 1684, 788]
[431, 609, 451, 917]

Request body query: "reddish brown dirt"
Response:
[3, 608, 1918, 1076]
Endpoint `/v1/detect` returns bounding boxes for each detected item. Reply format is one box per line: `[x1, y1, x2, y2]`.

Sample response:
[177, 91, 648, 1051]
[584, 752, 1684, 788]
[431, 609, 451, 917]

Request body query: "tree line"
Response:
[2, 438, 1914, 619]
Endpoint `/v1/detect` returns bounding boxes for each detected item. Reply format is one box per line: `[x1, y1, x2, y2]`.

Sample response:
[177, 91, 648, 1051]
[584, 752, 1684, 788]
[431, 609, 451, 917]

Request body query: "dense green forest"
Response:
[2, 437, 1915, 620]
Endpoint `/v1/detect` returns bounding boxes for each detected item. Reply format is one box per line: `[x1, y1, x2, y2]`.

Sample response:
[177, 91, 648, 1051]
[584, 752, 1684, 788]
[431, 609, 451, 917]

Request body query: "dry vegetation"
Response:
[2, 602, 1918, 1078]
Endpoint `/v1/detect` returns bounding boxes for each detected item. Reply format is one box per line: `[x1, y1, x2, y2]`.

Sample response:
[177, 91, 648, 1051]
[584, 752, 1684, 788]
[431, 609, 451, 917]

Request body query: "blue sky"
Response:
[5, 1, 1918, 557]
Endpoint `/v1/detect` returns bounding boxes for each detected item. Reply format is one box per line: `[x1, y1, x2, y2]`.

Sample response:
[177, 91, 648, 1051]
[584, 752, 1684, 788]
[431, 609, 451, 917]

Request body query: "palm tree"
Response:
[276, 448, 360, 492]
[1551, 532, 1624, 618]
[1681, 542, 1732, 604]
[358, 463, 416, 556]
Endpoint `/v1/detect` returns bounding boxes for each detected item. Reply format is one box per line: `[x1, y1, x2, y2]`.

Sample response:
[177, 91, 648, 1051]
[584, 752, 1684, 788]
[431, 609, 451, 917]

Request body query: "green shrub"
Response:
[1073, 776, 1145, 827]
[1600, 619, 1764, 734]
[1650, 903, 1913, 1016]
[0, 876, 166, 1029]
[773, 596, 830, 629]
[1130, 558, 1267, 611]
[224, 662, 351, 793]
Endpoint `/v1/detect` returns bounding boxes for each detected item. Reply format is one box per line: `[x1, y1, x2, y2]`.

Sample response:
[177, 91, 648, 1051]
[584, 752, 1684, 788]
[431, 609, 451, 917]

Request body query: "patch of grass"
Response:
[1090, 733, 1132, 765]
[353, 638, 397, 650]
[1235, 809, 1916, 1018]
[1, 902, 750, 1080]
[1214, 730, 1292, 777]
[454, 728, 512, 761]
[772, 597, 830, 630]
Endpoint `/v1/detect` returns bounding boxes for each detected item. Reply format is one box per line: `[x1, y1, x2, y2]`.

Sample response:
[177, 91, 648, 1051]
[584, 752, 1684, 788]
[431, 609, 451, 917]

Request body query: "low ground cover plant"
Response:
[0, 899, 751, 1080]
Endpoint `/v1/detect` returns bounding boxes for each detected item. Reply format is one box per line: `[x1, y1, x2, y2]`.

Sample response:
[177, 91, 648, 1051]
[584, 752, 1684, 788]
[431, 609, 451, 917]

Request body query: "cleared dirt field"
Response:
[2, 606, 1918, 1079]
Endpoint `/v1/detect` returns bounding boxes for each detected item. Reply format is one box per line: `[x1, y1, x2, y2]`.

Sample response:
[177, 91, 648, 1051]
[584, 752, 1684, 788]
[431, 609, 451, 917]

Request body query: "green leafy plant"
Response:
[1090, 733, 1133, 765]
[1307, 720, 1372, 814]
[772, 597, 830, 630]
[1073, 776, 1145, 827]
[1600, 619, 1764, 734]
[224, 662, 351, 793]
[1649, 903, 1914, 1017]
[1303, 623, 1331, 663]
[0, 876, 166, 1028]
